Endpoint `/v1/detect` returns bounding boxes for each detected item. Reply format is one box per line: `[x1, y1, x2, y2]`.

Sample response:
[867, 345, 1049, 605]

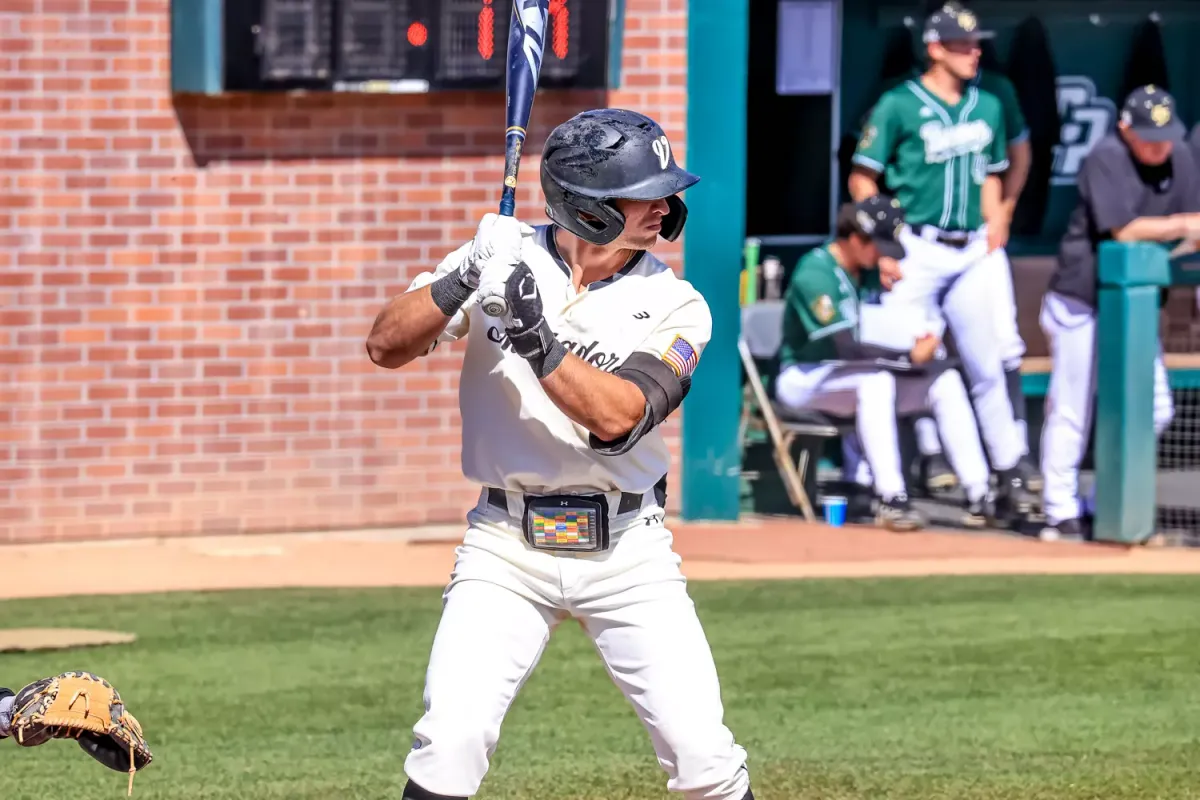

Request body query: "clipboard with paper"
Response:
[816, 303, 950, 374]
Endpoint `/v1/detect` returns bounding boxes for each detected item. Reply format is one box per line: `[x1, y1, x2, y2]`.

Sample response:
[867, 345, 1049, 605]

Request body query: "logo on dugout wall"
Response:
[1052, 76, 1117, 185]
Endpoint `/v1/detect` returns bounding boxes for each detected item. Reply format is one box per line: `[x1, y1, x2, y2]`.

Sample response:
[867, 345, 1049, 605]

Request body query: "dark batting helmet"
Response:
[540, 109, 700, 246]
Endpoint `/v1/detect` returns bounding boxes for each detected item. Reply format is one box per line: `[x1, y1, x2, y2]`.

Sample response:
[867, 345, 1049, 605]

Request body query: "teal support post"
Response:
[171, 0, 223, 95]
[681, 1, 749, 520]
[1093, 242, 1171, 544]
[607, 0, 626, 89]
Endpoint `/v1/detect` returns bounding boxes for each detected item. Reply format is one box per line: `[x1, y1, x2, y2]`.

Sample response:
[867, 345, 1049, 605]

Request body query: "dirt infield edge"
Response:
[2, 517, 1199, 601]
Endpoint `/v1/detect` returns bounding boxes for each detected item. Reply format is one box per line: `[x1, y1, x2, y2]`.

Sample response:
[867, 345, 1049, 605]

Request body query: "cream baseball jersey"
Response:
[406, 224, 711, 496]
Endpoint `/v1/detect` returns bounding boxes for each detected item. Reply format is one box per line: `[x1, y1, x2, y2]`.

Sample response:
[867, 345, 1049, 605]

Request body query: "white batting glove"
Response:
[463, 213, 534, 290]
[476, 259, 517, 320]
[0, 694, 13, 738]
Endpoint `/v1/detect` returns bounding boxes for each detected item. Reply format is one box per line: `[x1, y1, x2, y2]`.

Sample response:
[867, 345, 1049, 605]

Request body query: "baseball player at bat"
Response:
[365, 110, 754, 800]
[1038, 86, 1200, 541]
[775, 195, 994, 531]
[849, 1, 1038, 522]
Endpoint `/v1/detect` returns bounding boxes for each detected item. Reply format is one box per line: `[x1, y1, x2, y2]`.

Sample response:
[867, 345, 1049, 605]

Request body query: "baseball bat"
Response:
[480, 0, 551, 319]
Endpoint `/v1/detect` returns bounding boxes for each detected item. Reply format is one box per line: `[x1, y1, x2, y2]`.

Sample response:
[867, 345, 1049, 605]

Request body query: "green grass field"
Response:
[2, 575, 1199, 799]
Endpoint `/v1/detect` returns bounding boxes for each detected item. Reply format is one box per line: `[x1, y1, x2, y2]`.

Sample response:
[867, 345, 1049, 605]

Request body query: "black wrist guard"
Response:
[509, 321, 567, 379]
[429, 271, 473, 317]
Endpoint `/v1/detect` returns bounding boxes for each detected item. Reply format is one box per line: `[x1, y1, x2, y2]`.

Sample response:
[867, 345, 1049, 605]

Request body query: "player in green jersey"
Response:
[848, 1, 1038, 522]
[902, 0, 1037, 495]
[776, 195, 993, 531]
[851, 53, 1036, 493]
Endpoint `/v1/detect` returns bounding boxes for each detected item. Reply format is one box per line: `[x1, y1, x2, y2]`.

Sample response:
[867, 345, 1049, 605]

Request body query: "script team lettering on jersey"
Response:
[919, 120, 995, 164]
[486, 326, 622, 372]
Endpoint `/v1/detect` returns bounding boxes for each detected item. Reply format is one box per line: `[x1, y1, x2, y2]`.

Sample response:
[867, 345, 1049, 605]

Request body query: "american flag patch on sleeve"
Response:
[661, 335, 699, 378]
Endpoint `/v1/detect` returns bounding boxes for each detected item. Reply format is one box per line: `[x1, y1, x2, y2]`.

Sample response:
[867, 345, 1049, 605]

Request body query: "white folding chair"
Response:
[738, 301, 850, 522]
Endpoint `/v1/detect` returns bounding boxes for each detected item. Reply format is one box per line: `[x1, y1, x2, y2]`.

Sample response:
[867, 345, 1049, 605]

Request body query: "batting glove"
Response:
[477, 262, 567, 378]
[430, 213, 534, 316]
[465, 213, 535, 288]
[0, 691, 14, 739]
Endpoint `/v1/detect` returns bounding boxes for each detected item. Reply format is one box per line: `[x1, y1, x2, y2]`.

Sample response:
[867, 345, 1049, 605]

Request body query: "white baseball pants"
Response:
[1038, 291, 1175, 525]
[775, 363, 990, 501]
[403, 493, 750, 800]
[914, 244, 1028, 456]
[885, 227, 1025, 472]
[983, 246, 1026, 370]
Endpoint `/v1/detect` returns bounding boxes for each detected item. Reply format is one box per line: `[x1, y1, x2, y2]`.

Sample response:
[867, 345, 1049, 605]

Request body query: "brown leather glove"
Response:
[10, 672, 153, 796]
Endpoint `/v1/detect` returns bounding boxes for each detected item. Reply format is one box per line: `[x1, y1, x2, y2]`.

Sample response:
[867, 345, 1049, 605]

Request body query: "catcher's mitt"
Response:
[11, 671, 153, 796]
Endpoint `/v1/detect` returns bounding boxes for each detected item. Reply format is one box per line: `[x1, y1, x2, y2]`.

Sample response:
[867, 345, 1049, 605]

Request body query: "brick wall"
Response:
[1, 0, 690, 543]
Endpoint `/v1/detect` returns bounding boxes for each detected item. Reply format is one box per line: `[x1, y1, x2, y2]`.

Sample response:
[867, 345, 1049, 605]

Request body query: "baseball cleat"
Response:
[876, 493, 925, 532]
[921, 454, 958, 494]
[994, 467, 1038, 516]
[1039, 518, 1088, 543]
[1015, 457, 1044, 494]
[961, 495, 990, 528]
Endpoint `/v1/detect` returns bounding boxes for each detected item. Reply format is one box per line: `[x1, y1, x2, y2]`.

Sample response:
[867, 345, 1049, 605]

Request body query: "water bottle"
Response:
[761, 256, 783, 300]
[742, 238, 761, 305]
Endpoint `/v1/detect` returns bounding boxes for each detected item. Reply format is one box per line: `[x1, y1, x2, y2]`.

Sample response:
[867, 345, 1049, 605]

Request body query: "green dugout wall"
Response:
[840, 1, 1200, 238]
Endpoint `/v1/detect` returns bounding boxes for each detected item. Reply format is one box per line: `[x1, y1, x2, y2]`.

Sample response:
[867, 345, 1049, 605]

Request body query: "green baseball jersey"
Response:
[779, 244, 861, 369]
[852, 79, 1008, 231]
[860, 69, 1028, 146]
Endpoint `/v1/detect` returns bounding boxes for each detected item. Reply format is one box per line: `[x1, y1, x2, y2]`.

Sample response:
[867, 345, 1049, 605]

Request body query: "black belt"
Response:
[487, 476, 667, 517]
[913, 224, 970, 249]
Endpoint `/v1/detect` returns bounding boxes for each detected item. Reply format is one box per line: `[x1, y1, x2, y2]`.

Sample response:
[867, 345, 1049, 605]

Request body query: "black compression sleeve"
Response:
[429, 271, 473, 317]
[590, 352, 689, 456]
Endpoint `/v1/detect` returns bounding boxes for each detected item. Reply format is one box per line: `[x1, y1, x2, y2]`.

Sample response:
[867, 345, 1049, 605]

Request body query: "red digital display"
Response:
[474, 0, 571, 61]
[550, 0, 569, 60]
[408, 21, 429, 47]
[424, 0, 604, 88]
[479, 0, 495, 59]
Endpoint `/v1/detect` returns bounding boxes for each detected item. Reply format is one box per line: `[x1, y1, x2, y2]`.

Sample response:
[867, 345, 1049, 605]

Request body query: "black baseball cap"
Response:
[1120, 85, 1186, 143]
[922, 1, 994, 44]
[850, 195, 907, 260]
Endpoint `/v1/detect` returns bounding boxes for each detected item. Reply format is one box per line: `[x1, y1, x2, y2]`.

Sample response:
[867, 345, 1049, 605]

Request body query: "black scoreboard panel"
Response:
[225, 0, 611, 91]
[258, 0, 334, 81]
[338, 0, 430, 81]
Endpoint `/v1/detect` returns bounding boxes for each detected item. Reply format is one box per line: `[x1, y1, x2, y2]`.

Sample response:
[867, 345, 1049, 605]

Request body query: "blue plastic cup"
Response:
[823, 496, 848, 527]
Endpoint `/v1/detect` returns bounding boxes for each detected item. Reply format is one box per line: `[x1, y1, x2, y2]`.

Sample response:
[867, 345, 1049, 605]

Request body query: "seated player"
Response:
[775, 195, 993, 531]
[1039, 85, 1199, 540]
